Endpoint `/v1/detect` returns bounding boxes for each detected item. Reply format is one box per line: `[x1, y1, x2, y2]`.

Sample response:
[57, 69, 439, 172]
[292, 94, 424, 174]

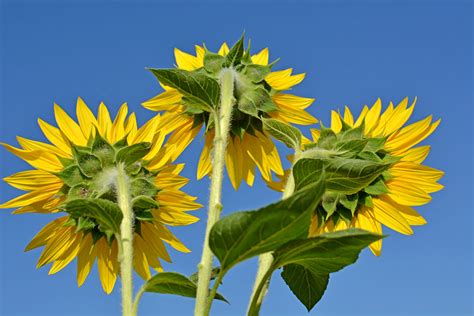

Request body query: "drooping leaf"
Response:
[275, 230, 382, 311]
[149, 68, 220, 109]
[262, 118, 302, 150]
[142, 272, 227, 302]
[65, 198, 123, 234]
[209, 171, 325, 272]
[281, 265, 329, 312]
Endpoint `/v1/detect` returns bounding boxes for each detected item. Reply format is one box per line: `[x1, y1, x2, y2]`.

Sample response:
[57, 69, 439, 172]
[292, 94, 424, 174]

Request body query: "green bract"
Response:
[148, 35, 280, 139]
[57, 132, 159, 243]
[301, 122, 397, 229]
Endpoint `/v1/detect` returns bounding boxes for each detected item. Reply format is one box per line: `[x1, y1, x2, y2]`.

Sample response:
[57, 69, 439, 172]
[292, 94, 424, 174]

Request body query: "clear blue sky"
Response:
[0, 1, 472, 315]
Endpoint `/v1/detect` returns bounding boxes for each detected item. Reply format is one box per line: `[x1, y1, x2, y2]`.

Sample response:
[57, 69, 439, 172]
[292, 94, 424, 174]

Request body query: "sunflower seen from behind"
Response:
[0, 98, 201, 293]
[143, 36, 317, 189]
[270, 98, 443, 255]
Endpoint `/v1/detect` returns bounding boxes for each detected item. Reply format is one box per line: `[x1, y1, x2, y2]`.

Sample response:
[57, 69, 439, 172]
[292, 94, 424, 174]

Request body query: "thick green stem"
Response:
[247, 150, 301, 315]
[194, 69, 235, 316]
[116, 164, 134, 316]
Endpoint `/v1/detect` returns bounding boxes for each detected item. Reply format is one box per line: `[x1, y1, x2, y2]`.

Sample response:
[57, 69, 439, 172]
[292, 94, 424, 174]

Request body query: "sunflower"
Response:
[0, 98, 201, 293]
[270, 98, 443, 256]
[143, 38, 318, 190]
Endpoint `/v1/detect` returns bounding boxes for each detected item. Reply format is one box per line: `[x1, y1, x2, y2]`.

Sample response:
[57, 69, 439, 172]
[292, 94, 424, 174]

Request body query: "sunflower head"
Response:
[144, 35, 317, 189]
[1, 98, 201, 293]
[272, 98, 444, 255]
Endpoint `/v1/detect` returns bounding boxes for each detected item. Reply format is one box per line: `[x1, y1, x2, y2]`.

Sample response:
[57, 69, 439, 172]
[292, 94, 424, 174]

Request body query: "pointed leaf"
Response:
[115, 142, 151, 166]
[262, 118, 302, 150]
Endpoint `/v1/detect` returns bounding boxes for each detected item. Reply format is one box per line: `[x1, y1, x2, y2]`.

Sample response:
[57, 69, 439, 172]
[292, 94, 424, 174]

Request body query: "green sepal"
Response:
[92, 133, 116, 166]
[132, 195, 159, 209]
[322, 192, 340, 218]
[56, 165, 87, 187]
[76, 216, 96, 232]
[364, 178, 389, 195]
[364, 137, 387, 152]
[339, 194, 358, 215]
[130, 178, 159, 198]
[243, 64, 271, 83]
[203, 51, 224, 73]
[115, 142, 151, 166]
[223, 34, 245, 67]
[77, 153, 102, 177]
[67, 183, 91, 201]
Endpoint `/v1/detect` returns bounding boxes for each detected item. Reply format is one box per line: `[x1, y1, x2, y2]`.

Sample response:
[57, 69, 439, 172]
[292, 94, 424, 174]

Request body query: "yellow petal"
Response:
[218, 43, 229, 56]
[251, 48, 269, 65]
[49, 234, 81, 274]
[174, 48, 201, 70]
[2, 143, 63, 172]
[372, 197, 413, 235]
[385, 115, 439, 153]
[378, 195, 426, 226]
[364, 98, 382, 135]
[111, 103, 128, 143]
[141, 223, 172, 262]
[226, 137, 242, 190]
[133, 236, 152, 280]
[245, 134, 271, 181]
[383, 97, 415, 136]
[25, 217, 68, 251]
[54, 103, 87, 146]
[37, 227, 77, 267]
[331, 111, 342, 133]
[390, 161, 444, 181]
[97, 102, 113, 140]
[97, 238, 117, 294]
[195, 45, 205, 63]
[343, 106, 354, 126]
[265, 69, 305, 91]
[354, 207, 383, 256]
[142, 90, 183, 112]
[386, 180, 432, 206]
[272, 93, 314, 110]
[3, 170, 61, 191]
[37, 118, 72, 156]
[155, 223, 190, 253]
[197, 131, 213, 179]
[0, 182, 62, 209]
[76, 97, 98, 139]
[310, 129, 320, 142]
[354, 106, 369, 127]
[400, 146, 430, 164]
[77, 233, 97, 287]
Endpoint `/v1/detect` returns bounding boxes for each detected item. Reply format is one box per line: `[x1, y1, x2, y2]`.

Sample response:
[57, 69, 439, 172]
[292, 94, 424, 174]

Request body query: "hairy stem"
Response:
[247, 150, 301, 314]
[194, 69, 235, 316]
[116, 164, 134, 316]
[132, 285, 146, 316]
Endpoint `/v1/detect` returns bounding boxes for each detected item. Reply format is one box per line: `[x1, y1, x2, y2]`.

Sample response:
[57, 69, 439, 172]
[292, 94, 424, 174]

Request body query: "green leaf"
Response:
[273, 229, 383, 271]
[142, 272, 227, 302]
[115, 142, 151, 166]
[209, 171, 325, 272]
[67, 183, 91, 201]
[334, 139, 368, 158]
[149, 68, 220, 109]
[65, 198, 123, 234]
[76, 216, 96, 232]
[281, 265, 329, 312]
[364, 137, 387, 152]
[275, 230, 382, 311]
[203, 51, 224, 73]
[262, 118, 302, 150]
[223, 35, 245, 67]
[317, 127, 337, 149]
[293, 158, 390, 194]
[237, 87, 275, 117]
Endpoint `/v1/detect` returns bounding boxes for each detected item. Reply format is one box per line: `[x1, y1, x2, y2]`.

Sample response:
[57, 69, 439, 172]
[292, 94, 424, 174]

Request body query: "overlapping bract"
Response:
[0, 98, 201, 293]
